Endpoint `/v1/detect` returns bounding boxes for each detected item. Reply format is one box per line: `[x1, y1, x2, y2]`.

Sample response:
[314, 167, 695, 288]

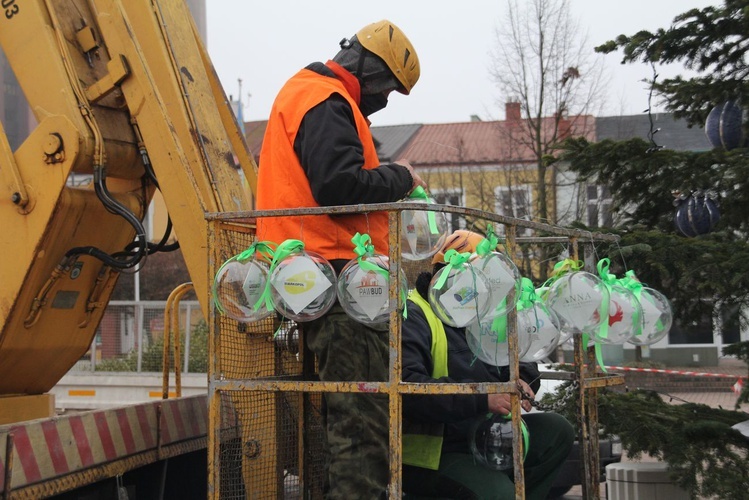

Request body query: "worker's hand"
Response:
[395, 160, 427, 195]
[518, 380, 535, 412]
[487, 383, 534, 415]
[487, 393, 512, 415]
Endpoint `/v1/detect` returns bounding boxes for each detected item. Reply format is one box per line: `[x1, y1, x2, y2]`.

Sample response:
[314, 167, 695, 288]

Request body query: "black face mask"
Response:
[359, 92, 389, 117]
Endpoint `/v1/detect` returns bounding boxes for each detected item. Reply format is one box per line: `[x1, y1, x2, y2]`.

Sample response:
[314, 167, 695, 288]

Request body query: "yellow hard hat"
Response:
[431, 230, 488, 266]
[356, 20, 420, 95]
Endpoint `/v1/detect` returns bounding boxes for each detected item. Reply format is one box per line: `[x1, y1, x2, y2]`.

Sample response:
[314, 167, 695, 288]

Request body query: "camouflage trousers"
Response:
[305, 304, 390, 500]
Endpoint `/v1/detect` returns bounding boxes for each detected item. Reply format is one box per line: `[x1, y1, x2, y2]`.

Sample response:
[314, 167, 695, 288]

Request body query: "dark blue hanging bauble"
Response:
[673, 191, 720, 237]
[704, 100, 746, 150]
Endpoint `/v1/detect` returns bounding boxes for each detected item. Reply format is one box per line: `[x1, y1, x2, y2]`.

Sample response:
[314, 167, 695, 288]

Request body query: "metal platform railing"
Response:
[205, 203, 622, 499]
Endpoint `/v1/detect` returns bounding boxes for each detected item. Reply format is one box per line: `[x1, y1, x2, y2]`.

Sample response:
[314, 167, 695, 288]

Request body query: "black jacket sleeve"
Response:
[402, 301, 489, 424]
[294, 94, 413, 206]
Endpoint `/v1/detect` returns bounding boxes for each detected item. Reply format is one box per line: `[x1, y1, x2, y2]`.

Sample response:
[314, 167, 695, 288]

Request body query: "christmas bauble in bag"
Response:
[429, 263, 493, 327]
[336, 253, 407, 325]
[591, 285, 642, 345]
[213, 249, 273, 323]
[472, 251, 521, 320]
[628, 287, 673, 346]
[519, 302, 562, 362]
[400, 188, 448, 261]
[270, 250, 337, 322]
[545, 271, 609, 336]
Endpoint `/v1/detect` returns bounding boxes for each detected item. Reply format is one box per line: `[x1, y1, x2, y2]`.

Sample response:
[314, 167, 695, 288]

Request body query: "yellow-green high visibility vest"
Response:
[402, 290, 448, 470]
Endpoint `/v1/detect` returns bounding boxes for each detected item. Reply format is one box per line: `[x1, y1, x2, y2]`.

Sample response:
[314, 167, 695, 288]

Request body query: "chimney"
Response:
[555, 111, 572, 139]
[506, 101, 521, 121]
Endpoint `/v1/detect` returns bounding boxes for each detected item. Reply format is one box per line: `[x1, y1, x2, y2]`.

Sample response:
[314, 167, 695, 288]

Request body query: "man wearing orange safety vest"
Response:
[256, 20, 425, 499]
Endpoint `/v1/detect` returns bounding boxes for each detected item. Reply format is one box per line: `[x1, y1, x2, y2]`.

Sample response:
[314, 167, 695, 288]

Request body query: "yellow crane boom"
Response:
[0, 0, 256, 417]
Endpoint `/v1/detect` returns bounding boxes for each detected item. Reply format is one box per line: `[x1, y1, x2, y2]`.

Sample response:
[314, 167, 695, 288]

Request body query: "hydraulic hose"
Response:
[65, 166, 148, 269]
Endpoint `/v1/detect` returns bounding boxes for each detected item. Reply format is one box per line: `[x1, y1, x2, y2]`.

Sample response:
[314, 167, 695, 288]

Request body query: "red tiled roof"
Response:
[397, 115, 596, 167]
[244, 115, 596, 168]
[244, 120, 268, 161]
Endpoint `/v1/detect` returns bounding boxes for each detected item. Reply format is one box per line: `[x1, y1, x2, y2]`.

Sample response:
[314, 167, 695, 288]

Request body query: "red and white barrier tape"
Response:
[605, 365, 747, 379]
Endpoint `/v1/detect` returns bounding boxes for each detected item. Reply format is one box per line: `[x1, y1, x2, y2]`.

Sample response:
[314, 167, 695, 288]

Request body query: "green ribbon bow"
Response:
[619, 270, 644, 299]
[352, 232, 375, 259]
[408, 186, 439, 234]
[596, 258, 617, 287]
[476, 225, 499, 257]
[254, 239, 305, 313]
[540, 258, 584, 291]
[433, 249, 472, 290]
[213, 241, 276, 314]
[352, 232, 387, 278]
[551, 258, 583, 278]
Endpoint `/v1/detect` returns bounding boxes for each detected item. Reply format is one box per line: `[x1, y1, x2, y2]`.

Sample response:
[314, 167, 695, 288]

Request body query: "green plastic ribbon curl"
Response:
[476, 225, 499, 257]
[408, 186, 439, 234]
[351, 232, 375, 259]
[433, 249, 471, 290]
[516, 277, 537, 312]
[618, 270, 648, 337]
[351, 233, 387, 277]
[254, 239, 305, 312]
[594, 258, 617, 348]
[596, 258, 617, 287]
[619, 270, 644, 299]
[540, 258, 583, 291]
[551, 258, 583, 278]
[212, 241, 277, 314]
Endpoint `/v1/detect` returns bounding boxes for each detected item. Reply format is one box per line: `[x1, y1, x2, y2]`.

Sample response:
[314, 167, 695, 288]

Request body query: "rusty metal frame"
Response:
[205, 203, 622, 500]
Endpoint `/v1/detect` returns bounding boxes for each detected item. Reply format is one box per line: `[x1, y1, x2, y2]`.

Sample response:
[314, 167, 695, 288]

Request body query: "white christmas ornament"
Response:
[213, 249, 273, 323]
[400, 188, 448, 261]
[628, 287, 673, 346]
[519, 302, 562, 362]
[466, 316, 532, 366]
[429, 264, 492, 327]
[592, 285, 643, 345]
[337, 254, 407, 325]
[270, 251, 336, 322]
[472, 252, 521, 319]
[545, 271, 610, 336]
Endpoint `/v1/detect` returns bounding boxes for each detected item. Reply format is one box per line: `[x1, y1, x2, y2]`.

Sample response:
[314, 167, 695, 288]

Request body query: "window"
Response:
[432, 189, 464, 233]
[494, 185, 532, 235]
[718, 303, 741, 345]
[586, 184, 613, 228]
[668, 298, 716, 345]
[669, 314, 714, 344]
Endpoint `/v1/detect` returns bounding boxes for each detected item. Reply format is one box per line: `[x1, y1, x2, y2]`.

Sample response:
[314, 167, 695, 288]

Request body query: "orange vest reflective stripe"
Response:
[256, 69, 388, 261]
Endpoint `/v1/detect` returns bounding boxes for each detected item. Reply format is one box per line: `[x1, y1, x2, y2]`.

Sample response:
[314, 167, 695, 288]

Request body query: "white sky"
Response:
[206, 1, 718, 126]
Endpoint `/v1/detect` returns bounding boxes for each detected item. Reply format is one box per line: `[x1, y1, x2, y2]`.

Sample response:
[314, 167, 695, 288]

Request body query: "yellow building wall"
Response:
[420, 165, 559, 280]
[420, 165, 557, 226]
